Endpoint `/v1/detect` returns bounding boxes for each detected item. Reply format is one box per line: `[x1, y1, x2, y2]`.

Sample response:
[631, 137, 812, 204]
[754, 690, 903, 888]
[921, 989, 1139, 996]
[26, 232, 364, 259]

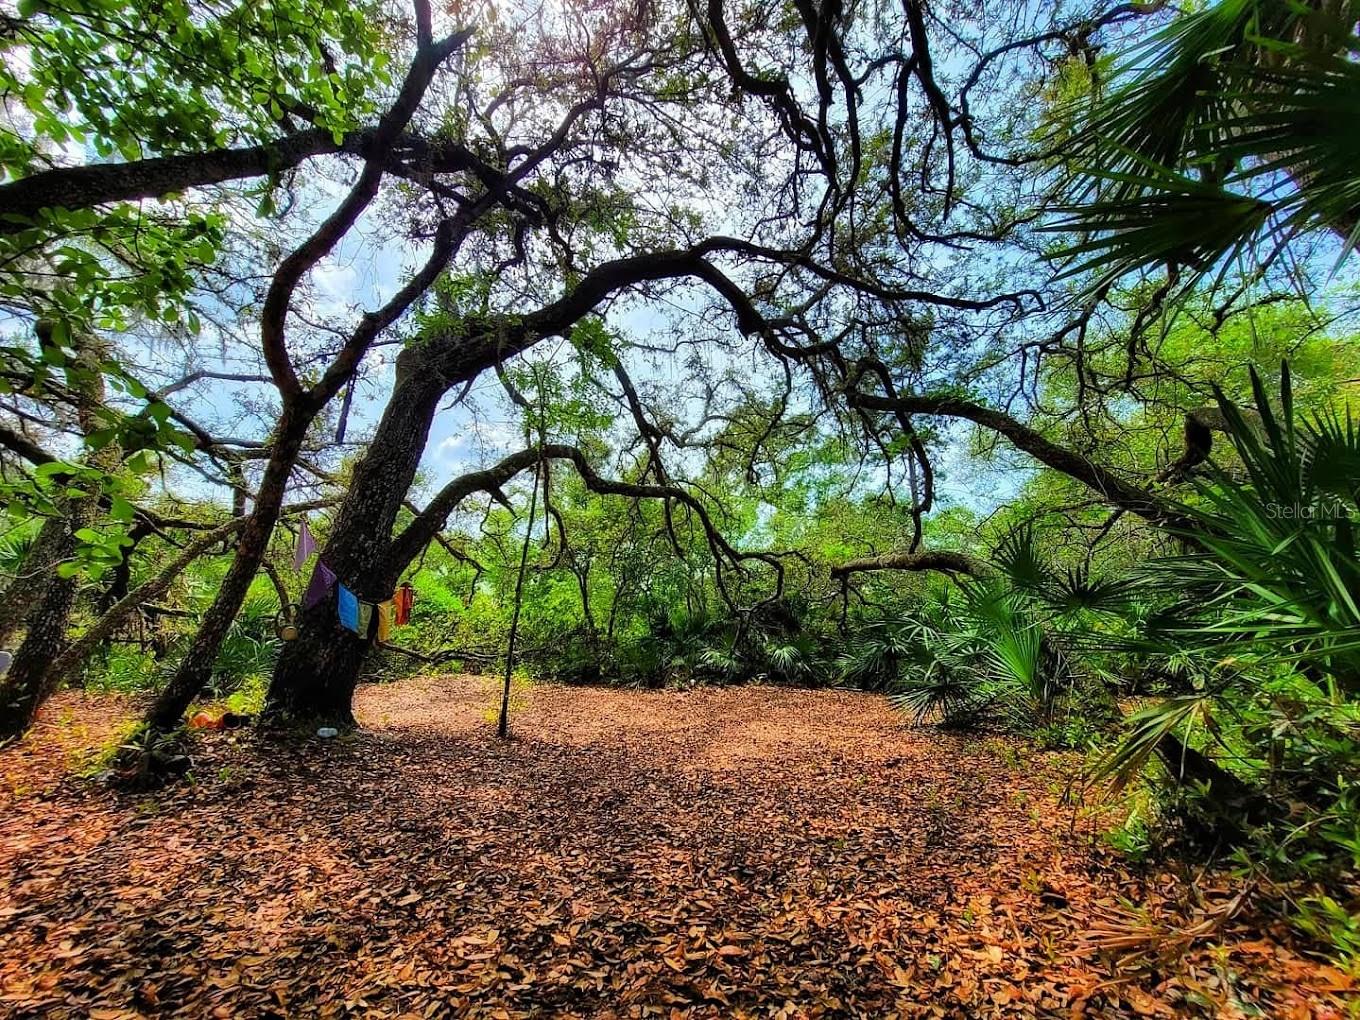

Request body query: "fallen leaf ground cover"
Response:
[0, 676, 1351, 1018]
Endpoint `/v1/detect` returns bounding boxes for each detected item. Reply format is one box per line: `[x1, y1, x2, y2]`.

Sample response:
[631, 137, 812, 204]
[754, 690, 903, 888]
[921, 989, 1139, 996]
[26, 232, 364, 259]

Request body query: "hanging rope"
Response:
[497, 456, 540, 739]
[498, 365, 547, 740]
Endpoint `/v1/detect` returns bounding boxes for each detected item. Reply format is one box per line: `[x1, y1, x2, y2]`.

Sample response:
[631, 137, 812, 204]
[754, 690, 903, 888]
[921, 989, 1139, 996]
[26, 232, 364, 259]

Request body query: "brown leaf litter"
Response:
[0, 675, 1352, 1018]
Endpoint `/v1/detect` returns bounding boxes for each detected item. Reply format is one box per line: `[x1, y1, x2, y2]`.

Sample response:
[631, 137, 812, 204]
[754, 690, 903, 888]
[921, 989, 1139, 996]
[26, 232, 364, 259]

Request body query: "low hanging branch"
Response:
[847, 386, 1179, 525]
[840, 373, 1255, 522]
[386, 443, 788, 610]
[393, 444, 776, 564]
[380, 642, 516, 665]
[829, 549, 990, 580]
[820, 354, 1267, 583]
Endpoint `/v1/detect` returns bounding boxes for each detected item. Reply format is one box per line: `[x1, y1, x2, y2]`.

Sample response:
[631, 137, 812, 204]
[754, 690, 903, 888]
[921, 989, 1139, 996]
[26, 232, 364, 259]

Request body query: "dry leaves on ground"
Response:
[0, 676, 1352, 1018]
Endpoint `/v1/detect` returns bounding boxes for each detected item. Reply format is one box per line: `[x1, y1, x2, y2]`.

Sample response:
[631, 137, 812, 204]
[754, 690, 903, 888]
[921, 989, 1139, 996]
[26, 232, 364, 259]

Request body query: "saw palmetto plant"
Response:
[849, 527, 1131, 742]
[1097, 365, 1360, 851]
[1048, 0, 1360, 295]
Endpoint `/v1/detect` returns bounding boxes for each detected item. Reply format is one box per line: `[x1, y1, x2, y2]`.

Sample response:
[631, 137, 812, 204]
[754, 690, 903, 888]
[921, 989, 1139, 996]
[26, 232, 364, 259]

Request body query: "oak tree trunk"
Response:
[146, 415, 308, 730]
[264, 355, 446, 727]
[260, 606, 372, 727]
[0, 328, 111, 740]
[0, 538, 81, 740]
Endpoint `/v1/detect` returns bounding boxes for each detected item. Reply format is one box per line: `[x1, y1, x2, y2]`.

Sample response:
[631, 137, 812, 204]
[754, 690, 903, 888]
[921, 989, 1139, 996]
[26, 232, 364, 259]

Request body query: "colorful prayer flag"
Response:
[337, 584, 360, 633]
[376, 601, 393, 643]
[303, 560, 337, 609]
[394, 582, 415, 626]
[292, 516, 317, 569]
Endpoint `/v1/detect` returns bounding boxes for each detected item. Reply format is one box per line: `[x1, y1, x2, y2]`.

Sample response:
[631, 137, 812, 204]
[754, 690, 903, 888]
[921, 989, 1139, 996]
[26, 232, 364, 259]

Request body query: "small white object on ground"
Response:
[316, 727, 339, 739]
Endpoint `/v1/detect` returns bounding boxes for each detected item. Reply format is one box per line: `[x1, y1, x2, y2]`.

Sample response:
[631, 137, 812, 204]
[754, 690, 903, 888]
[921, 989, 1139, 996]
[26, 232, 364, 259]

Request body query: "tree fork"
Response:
[140, 9, 471, 733]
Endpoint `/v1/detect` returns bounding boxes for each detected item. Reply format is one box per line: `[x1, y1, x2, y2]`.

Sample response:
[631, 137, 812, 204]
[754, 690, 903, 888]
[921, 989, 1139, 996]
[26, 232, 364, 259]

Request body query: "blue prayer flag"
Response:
[337, 584, 360, 633]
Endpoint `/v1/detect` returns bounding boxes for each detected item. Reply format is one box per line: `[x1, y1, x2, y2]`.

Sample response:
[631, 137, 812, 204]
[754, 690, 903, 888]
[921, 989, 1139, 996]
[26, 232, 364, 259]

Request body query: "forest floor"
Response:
[0, 676, 1352, 1019]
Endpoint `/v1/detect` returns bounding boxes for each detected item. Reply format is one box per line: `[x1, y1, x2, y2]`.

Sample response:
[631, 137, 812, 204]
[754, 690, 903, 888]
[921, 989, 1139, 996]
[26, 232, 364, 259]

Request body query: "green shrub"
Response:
[85, 644, 160, 693]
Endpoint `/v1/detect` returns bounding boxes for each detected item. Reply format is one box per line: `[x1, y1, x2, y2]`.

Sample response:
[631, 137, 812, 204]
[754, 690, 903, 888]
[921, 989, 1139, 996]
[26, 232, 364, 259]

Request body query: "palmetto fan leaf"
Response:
[990, 524, 1143, 618]
[992, 524, 1049, 593]
[836, 616, 927, 691]
[983, 621, 1043, 692]
[1305, 408, 1360, 506]
[1062, 0, 1285, 182]
[1097, 694, 1217, 795]
[958, 578, 1026, 630]
[0, 529, 35, 575]
[889, 661, 991, 726]
[1045, 0, 1360, 294]
[1214, 56, 1360, 247]
[697, 645, 742, 680]
[1046, 563, 1146, 618]
[1045, 164, 1273, 289]
[1158, 364, 1360, 686]
[761, 634, 819, 682]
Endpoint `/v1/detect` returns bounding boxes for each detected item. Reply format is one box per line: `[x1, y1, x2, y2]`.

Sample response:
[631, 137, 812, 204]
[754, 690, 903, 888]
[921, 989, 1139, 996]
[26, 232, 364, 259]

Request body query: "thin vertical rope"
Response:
[497, 455, 540, 739]
[499, 364, 548, 740]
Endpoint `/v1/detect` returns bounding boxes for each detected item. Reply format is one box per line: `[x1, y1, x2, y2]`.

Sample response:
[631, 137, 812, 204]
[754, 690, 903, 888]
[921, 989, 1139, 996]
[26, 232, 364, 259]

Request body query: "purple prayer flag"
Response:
[302, 559, 337, 609]
[292, 516, 318, 569]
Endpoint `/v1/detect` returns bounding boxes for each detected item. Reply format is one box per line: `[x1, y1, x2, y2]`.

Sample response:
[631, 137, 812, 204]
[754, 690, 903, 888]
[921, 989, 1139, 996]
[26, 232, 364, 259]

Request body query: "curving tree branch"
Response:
[830, 549, 989, 579]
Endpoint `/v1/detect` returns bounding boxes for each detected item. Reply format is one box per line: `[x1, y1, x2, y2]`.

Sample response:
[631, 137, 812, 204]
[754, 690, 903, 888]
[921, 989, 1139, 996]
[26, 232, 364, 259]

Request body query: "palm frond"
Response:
[889, 663, 990, 727]
[1045, 0, 1360, 295]
[1155, 365, 1360, 685]
[1097, 694, 1216, 795]
[992, 524, 1051, 593]
[1045, 562, 1146, 618]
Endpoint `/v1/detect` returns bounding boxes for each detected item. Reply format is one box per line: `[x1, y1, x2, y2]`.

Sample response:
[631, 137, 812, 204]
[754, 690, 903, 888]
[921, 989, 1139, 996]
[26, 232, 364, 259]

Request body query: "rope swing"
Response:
[496, 454, 540, 739]
[498, 369, 547, 740]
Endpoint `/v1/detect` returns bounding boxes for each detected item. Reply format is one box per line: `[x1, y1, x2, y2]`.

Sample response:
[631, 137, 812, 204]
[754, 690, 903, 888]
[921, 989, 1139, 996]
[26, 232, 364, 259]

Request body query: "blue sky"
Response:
[157, 196, 1026, 524]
